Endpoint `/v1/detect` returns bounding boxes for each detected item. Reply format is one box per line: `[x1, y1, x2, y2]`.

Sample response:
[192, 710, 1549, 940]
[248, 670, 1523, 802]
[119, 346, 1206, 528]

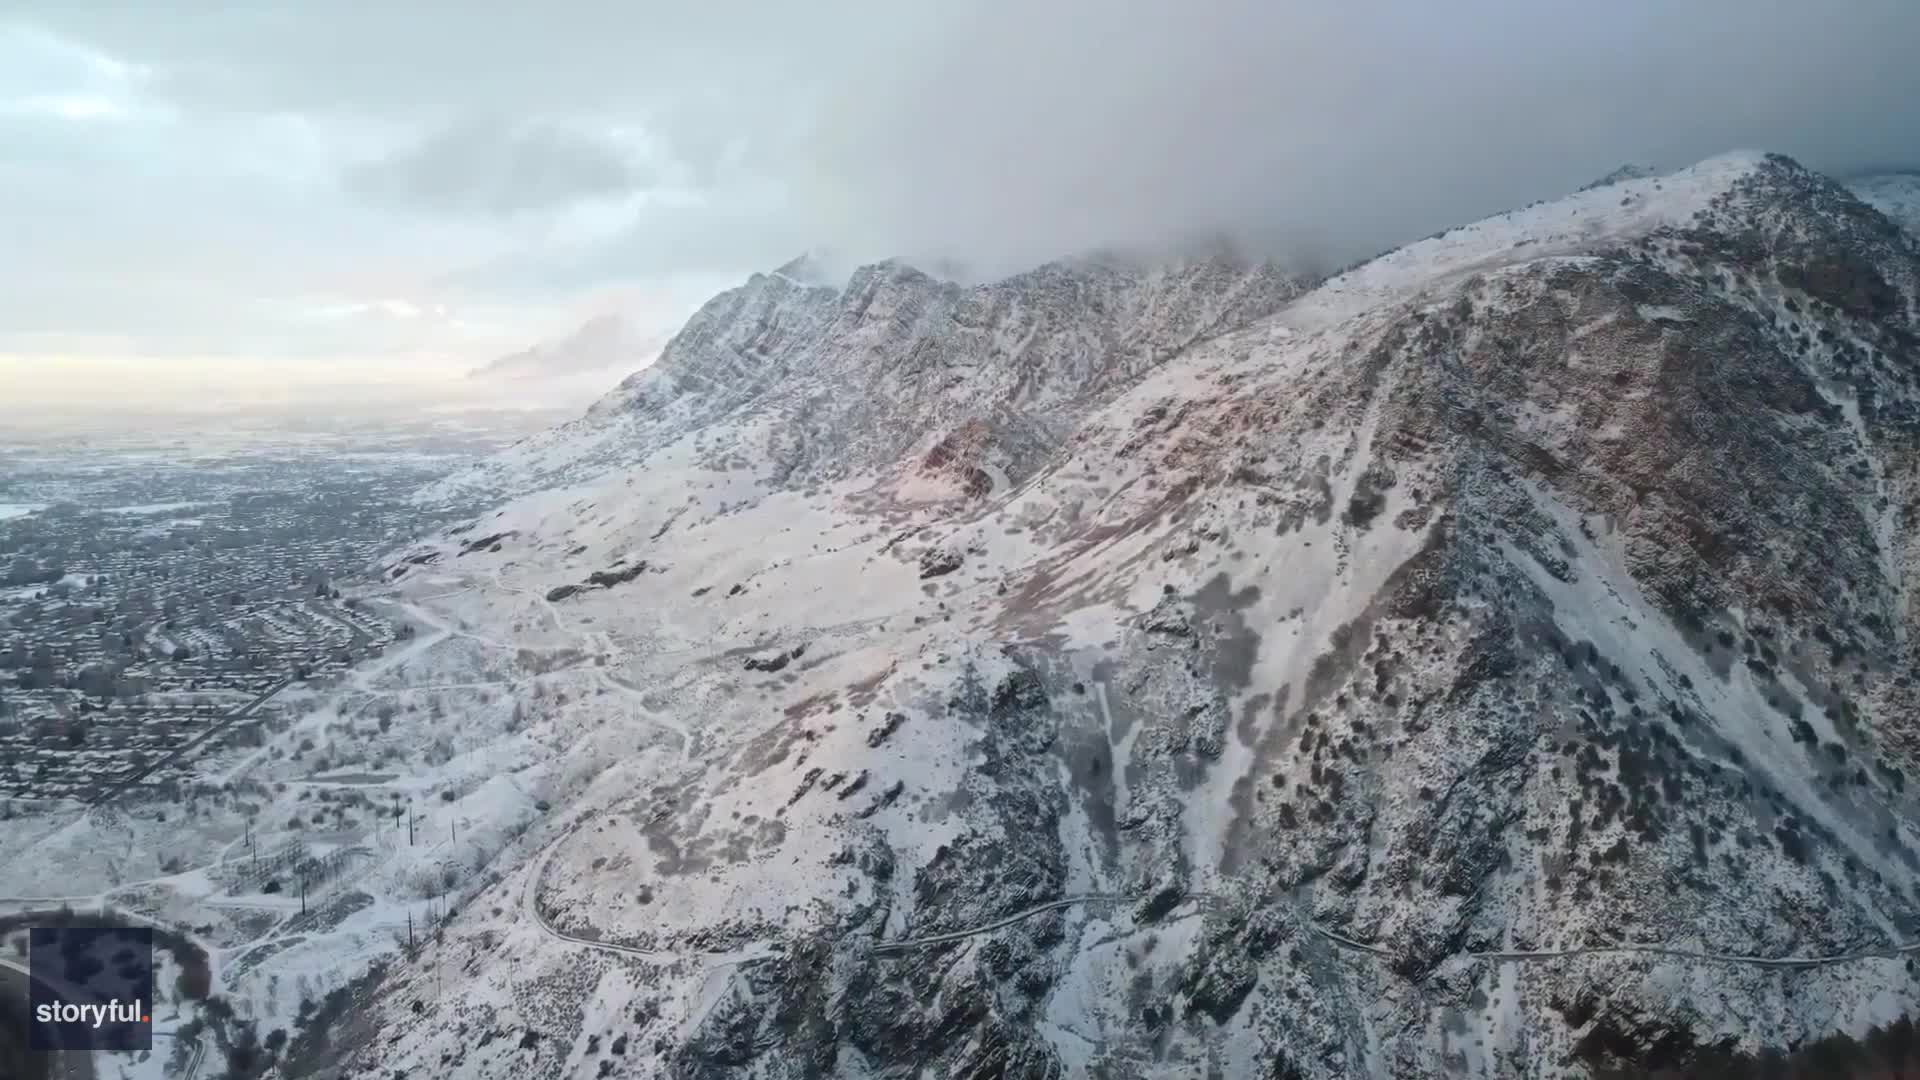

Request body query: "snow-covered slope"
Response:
[313, 153, 1920, 1078]
[420, 254, 1307, 505]
[1851, 172, 1920, 238]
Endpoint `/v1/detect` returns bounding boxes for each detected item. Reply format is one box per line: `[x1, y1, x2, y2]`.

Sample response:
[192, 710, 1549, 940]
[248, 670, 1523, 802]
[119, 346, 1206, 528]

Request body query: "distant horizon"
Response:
[9, 144, 1916, 428]
[0, 351, 652, 423]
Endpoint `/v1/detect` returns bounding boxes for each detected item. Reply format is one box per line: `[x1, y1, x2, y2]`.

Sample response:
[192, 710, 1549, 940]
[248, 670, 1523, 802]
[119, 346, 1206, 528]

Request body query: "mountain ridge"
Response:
[422, 251, 1309, 505]
[351, 150, 1920, 1078]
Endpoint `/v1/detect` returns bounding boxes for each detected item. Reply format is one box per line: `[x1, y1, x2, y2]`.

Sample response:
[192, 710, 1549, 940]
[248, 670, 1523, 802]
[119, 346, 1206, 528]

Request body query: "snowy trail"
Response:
[213, 737, 286, 787]
[478, 566, 696, 760]
[489, 567, 567, 637]
[371, 575, 698, 766]
[871, 896, 1920, 970]
[153, 1030, 207, 1080]
[351, 679, 518, 696]
[387, 597, 516, 654]
[520, 811, 776, 968]
[873, 895, 1137, 953]
[597, 670, 693, 762]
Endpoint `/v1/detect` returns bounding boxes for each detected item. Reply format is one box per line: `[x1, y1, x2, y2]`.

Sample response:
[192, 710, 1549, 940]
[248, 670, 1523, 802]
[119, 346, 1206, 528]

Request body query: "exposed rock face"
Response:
[422, 254, 1307, 503]
[917, 545, 965, 579]
[357, 154, 1920, 1079]
[1579, 163, 1661, 191]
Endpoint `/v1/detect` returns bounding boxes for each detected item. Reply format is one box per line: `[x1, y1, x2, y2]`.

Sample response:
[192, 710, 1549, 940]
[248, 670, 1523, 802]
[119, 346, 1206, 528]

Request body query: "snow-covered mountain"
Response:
[336, 151, 1920, 1078]
[1851, 172, 1920, 238]
[420, 253, 1307, 506]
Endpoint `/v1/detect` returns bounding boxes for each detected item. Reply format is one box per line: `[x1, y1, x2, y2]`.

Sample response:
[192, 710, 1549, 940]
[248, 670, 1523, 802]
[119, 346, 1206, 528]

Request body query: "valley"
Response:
[5, 153, 1920, 1079]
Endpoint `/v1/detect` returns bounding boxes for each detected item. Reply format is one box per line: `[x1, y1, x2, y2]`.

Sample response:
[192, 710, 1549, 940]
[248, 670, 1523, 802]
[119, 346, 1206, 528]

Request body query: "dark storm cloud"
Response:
[774, 0, 1920, 274]
[26, 1, 1920, 274]
[344, 118, 650, 216]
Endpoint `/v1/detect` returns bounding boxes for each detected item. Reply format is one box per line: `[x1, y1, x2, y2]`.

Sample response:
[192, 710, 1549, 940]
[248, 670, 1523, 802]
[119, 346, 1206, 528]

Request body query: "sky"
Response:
[3, 1, 1918, 414]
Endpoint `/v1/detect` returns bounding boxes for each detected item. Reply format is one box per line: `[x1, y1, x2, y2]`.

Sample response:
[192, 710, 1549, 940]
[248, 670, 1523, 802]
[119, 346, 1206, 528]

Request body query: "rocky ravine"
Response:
[345, 153, 1920, 1079]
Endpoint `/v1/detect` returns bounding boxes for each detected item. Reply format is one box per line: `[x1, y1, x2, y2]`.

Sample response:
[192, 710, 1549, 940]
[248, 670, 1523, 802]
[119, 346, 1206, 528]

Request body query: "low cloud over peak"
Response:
[772, 0, 1920, 275]
[6, 0, 1920, 398]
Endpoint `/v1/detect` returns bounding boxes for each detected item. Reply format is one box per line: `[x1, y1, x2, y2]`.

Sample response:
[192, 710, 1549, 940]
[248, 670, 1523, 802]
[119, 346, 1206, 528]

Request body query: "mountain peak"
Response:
[1578, 162, 1661, 191]
[769, 249, 845, 288]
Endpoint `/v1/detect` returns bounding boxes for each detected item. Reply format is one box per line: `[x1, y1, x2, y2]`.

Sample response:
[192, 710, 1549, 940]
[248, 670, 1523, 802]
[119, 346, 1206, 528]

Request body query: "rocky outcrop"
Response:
[422, 253, 1308, 504]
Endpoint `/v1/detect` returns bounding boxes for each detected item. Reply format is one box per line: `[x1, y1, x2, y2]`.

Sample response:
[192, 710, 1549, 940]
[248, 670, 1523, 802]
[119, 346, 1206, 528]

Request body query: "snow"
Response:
[1850, 172, 1920, 236]
[105, 501, 214, 515]
[1282, 151, 1766, 331]
[1501, 477, 1907, 924]
[6, 150, 1917, 1078]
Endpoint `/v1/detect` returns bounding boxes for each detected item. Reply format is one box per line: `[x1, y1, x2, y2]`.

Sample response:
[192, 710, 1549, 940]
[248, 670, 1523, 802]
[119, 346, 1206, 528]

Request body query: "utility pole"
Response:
[407, 805, 414, 847]
[299, 872, 306, 917]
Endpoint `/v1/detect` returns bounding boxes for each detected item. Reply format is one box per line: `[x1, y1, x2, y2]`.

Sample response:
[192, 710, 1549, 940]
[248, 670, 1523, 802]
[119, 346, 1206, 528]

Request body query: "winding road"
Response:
[152, 1030, 206, 1080]
[873, 895, 1137, 953]
[1312, 924, 1920, 970]
[520, 812, 777, 969]
[864, 891, 1920, 974]
[390, 571, 1920, 1005]
[396, 572, 695, 761]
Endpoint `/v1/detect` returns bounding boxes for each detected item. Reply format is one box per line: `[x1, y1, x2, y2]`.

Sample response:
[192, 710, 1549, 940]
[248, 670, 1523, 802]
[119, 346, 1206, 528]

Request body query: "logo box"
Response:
[28, 926, 154, 1052]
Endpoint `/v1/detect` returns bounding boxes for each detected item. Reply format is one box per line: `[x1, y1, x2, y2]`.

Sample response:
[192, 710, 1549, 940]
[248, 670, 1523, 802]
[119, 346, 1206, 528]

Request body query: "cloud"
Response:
[344, 117, 651, 216]
[448, 187, 817, 293]
[6, 0, 1920, 392]
[363, 0, 1920, 285]
[32, 1, 1920, 276]
[753, 0, 1920, 275]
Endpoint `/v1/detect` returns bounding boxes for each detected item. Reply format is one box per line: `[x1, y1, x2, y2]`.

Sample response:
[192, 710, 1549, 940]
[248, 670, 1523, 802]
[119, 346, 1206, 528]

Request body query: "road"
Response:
[399, 567, 1920, 1040]
[519, 812, 777, 968]
[91, 675, 293, 805]
[152, 1030, 205, 1080]
[873, 895, 1137, 953]
[1311, 925, 1920, 970]
[869, 893, 1920, 973]
[407, 571, 695, 760]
